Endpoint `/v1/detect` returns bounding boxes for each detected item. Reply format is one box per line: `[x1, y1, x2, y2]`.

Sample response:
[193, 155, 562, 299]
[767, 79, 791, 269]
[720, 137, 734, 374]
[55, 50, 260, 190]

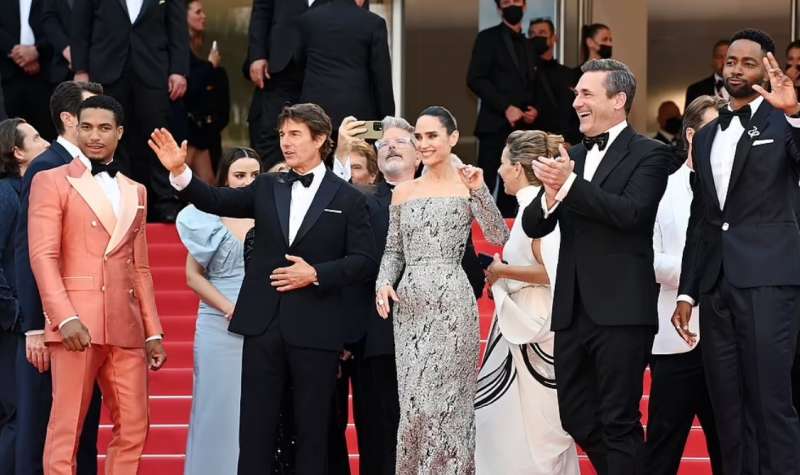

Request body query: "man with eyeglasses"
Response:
[331, 115, 485, 474]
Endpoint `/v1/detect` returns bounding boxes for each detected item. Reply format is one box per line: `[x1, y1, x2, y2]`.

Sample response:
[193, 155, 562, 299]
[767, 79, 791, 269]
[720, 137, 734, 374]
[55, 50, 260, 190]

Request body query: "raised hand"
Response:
[753, 52, 800, 115]
[148, 128, 188, 174]
[458, 164, 485, 191]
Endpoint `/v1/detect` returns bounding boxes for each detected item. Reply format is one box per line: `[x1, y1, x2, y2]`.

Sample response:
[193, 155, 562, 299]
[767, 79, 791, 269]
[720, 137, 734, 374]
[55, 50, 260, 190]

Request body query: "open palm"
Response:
[148, 128, 187, 173]
[754, 52, 800, 113]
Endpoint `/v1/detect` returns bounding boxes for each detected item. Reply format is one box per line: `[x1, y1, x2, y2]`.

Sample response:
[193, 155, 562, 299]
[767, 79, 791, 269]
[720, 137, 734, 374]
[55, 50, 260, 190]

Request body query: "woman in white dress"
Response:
[475, 130, 579, 475]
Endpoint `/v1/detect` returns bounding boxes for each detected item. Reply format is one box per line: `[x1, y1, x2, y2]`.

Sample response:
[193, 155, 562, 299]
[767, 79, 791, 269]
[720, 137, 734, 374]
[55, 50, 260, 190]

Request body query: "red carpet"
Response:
[95, 223, 713, 474]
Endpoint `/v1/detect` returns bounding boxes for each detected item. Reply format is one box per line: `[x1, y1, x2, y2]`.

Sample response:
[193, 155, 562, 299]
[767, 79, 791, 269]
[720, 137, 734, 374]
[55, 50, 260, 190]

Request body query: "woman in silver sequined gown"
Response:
[375, 107, 509, 474]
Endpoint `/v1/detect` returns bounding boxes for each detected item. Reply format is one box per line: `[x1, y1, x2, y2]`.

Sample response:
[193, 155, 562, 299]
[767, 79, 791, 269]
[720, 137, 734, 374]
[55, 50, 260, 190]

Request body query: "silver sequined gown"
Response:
[376, 185, 509, 474]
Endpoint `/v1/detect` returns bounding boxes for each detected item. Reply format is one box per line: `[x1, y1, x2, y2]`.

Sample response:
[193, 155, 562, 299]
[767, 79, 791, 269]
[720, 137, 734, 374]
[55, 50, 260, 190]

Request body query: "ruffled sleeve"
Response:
[176, 205, 227, 269]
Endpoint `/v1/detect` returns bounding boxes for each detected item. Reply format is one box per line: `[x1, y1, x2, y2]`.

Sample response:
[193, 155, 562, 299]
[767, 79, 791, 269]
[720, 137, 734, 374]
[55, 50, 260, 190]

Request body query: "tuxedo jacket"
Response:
[522, 127, 673, 330]
[178, 170, 377, 351]
[685, 74, 716, 108]
[39, 0, 73, 83]
[71, 0, 189, 88]
[296, 0, 394, 130]
[15, 141, 73, 333]
[467, 23, 535, 135]
[0, 0, 51, 82]
[678, 102, 800, 300]
[247, 0, 308, 74]
[28, 159, 162, 347]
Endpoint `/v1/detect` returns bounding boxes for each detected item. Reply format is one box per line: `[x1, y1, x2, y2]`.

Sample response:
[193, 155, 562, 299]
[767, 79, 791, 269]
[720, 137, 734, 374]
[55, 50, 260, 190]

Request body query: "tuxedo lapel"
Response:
[591, 127, 634, 186]
[273, 177, 291, 246]
[292, 171, 342, 247]
[724, 103, 772, 210]
[570, 144, 588, 179]
[500, 30, 524, 80]
[64, 160, 116, 236]
[695, 119, 722, 211]
[116, 0, 130, 18]
[105, 174, 139, 255]
[132, 0, 152, 24]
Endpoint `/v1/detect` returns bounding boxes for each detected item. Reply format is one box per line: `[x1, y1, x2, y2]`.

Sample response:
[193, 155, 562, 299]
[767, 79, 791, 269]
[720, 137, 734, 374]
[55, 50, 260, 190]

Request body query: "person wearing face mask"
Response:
[653, 100, 683, 146]
[468, 0, 538, 217]
[527, 18, 581, 145]
[579, 23, 613, 67]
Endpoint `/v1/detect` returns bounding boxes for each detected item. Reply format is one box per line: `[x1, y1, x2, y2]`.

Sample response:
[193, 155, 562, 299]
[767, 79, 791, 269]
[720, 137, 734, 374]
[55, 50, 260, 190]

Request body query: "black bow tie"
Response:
[286, 169, 314, 188]
[583, 132, 610, 151]
[90, 161, 118, 177]
[718, 105, 751, 131]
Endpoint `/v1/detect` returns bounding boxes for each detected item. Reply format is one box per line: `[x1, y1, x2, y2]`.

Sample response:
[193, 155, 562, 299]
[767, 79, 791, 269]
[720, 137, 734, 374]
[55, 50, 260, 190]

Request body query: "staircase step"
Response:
[161, 342, 195, 369]
[147, 224, 183, 245]
[101, 396, 192, 425]
[156, 290, 199, 315]
[150, 368, 193, 395]
[160, 315, 198, 341]
[152, 267, 190, 291]
[149, 243, 188, 267]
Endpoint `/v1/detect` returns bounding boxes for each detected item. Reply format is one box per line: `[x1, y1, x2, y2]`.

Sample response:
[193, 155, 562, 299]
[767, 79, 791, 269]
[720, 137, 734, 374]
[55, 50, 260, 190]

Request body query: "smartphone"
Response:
[354, 120, 383, 140]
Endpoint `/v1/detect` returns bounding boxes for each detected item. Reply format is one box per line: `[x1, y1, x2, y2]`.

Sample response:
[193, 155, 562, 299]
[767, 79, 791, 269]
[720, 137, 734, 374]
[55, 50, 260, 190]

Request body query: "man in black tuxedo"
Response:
[14, 80, 103, 475]
[685, 39, 729, 107]
[296, 0, 394, 140]
[0, 0, 56, 140]
[246, 0, 309, 169]
[0, 75, 5, 121]
[39, 0, 74, 85]
[522, 59, 673, 474]
[150, 103, 377, 474]
[673, 29, 800, 475]
[468, 0, 537, 217]
[71, 0, 189, 222]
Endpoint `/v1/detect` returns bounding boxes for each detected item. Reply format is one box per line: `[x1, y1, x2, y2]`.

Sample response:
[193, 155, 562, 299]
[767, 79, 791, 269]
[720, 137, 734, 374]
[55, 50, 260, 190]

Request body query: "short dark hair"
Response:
[581, 23, 610, 63]
[786, 39, 800, 55]
[493, 0, 526, 7]
[730, 29, 775, 55]
[215, 147, 263, 187]
[581, 59, 637, 114]
[78, 95, 125, 127]
[0, 118, 27, 178]
[418, 106, 458, 134]
[277, 103, 334, 159]
[713, 39, 730, 53]
[678, 95, 726, 161]
[530, 17, 555, 35]
[50, 81, 104, 134]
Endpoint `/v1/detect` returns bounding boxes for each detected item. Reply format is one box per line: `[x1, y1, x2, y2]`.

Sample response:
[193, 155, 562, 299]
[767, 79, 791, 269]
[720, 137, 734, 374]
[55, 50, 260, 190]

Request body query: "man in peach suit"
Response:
[27, 95, 167, 475]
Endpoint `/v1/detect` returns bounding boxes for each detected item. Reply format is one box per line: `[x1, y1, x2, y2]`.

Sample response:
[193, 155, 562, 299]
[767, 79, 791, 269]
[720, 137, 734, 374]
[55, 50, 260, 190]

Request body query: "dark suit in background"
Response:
[246, 0, 308, 169]
[531, 58, 581, 145]
[14, 141, 101, 475]
[467, 23, 536, 217]
[0, 75, 6, 121]
[296, 0, 394, 138]
[39, 0, 73, 84]
[522, 126, 672, 474]
[679, 101, 800, 475]
[0, 0, 55, 139]
[71, 0, 189, 220]
[685, 74, 719, 109]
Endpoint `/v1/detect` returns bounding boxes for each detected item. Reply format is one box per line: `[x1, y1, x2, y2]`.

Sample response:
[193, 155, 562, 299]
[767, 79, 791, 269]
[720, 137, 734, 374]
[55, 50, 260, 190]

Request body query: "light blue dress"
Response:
[176, 205, 245, 475]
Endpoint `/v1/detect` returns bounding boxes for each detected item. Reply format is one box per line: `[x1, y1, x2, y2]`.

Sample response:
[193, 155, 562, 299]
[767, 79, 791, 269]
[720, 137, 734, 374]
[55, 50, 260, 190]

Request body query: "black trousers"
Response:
[238, 323, 339, 475]
[700, 274, 800, 475]
[13, 335, 101, 475]
[350, 353, 399, 475]
[248, 63, 303, 171]
[645, 347, 723, 475]
[0, 330, 16, 475]
[328, 353, 352, 475]
[477, 131, 519, 218]
[103, 64, 178, 218]
[554, 299, 654, 475]
[1, 75, 55, 140]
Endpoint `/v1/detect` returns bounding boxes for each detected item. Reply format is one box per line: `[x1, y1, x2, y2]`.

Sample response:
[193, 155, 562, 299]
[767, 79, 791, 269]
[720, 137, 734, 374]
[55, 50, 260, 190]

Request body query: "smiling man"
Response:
[521, 58, 674, 474]
[150, 102, 377, 474]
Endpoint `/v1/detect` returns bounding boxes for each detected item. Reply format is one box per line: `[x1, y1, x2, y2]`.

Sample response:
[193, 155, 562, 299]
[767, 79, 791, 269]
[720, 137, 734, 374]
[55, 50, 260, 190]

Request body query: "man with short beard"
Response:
[674, 29, 800, 474]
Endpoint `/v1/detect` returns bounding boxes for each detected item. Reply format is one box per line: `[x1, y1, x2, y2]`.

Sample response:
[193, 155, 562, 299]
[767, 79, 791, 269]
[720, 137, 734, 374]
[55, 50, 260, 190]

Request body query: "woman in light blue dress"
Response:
[177, 148, 261, 475]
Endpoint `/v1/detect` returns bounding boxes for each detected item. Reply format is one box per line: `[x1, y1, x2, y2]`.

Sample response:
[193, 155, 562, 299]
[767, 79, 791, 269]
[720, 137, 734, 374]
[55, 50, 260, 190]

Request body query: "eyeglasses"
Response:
[375, 138, 413, 150]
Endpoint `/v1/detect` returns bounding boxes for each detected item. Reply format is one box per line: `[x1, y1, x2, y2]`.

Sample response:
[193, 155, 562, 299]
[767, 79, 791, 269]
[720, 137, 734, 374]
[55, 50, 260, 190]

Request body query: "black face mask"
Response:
[664, 117, 683, 135]
[501, 5, 524, 25]
[598, 44, 613, 59]
[529, 36, 549, 55]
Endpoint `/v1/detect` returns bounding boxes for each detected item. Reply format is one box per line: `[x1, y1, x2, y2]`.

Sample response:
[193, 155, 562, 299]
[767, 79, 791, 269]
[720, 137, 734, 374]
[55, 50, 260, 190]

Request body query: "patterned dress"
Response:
[376, 185, 508, 474]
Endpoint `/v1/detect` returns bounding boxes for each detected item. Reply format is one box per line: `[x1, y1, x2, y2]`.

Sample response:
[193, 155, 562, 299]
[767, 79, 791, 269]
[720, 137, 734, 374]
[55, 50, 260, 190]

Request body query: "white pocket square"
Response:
[323, 208, 342, 214]
[159, 0, 166, 4]
[753, 139, 774, 146]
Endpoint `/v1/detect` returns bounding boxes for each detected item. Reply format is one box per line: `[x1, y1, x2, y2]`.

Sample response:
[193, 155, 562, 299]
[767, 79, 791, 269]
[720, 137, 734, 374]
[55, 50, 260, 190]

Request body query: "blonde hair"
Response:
[349, 139, 380, 179]
[505, 130, 565, 187]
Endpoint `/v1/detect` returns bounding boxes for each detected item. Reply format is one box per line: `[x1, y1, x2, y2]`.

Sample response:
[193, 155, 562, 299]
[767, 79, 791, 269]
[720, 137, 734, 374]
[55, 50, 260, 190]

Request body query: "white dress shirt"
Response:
[541, 120, 628, 216]
[19, 0, 35, 45]
[170, 161, 327, 246]
[307, 0, 316, 6]
[332, 154, 351, 182]
[652, 164, 699, 354]
[126, 0, 144, 23]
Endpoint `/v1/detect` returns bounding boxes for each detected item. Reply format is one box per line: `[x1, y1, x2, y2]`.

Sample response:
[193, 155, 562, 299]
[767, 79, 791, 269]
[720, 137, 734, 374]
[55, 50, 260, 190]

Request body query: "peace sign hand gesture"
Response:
[753, 52, 800, 116]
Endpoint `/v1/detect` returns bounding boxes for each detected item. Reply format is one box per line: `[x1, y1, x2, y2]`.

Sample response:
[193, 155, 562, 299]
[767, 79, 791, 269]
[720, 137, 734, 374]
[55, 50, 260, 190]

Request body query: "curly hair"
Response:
[730, 28, 775, 55]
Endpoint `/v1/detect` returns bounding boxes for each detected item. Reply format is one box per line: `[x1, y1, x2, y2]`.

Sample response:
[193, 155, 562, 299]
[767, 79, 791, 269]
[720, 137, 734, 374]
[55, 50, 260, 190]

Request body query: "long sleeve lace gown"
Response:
[376, 185, 509, 474]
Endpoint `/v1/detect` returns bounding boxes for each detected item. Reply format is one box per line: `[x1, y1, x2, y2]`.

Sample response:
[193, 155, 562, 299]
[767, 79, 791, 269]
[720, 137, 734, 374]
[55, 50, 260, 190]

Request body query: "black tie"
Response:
[583, 132, 610, 151]
[718, 105, 751, 131]
[91, 161, 118, 177]
[286, 170, 314, 188]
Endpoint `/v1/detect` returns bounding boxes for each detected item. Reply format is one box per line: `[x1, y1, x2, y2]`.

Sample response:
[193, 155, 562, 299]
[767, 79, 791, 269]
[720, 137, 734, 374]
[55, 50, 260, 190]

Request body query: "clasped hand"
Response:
[270, 255, 317, 292]
[531, 144, 575, 205]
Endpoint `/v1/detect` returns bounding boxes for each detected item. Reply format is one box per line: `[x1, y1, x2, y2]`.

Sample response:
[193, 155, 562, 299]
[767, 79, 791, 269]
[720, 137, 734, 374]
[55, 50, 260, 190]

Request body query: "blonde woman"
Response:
[475, 130, 578, 474]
